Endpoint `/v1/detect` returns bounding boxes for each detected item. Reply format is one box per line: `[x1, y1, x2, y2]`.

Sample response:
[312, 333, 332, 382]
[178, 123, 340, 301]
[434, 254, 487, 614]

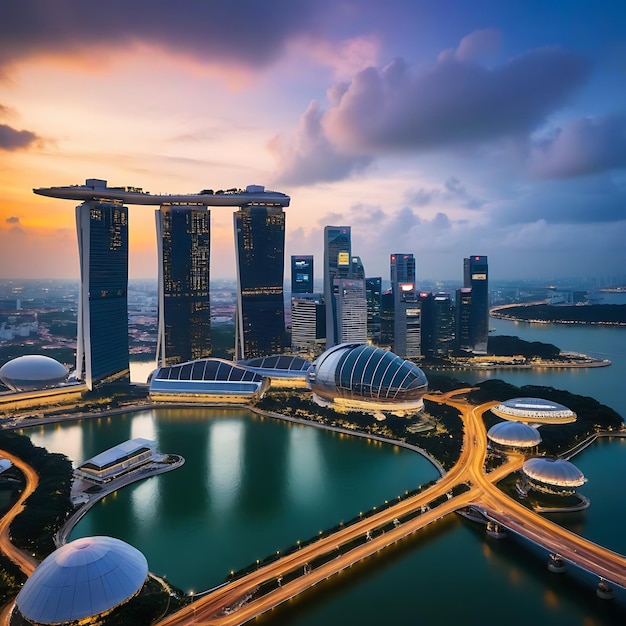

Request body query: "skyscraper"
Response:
[75, 200, 130, 389]
[234, 204, 286, 360]
[464, 255, 489, 354]
[390, 253, 420, 357]
[334, 278, 368, 344]
[291, 293, 326, 355]
[156, 205, 211, 365]
[291, 255, 314, 295]
[455, 287, 472, 352]
[365, 277, 382, 344]
[432, 292, 455, 356]
[323, 226, 351, 347]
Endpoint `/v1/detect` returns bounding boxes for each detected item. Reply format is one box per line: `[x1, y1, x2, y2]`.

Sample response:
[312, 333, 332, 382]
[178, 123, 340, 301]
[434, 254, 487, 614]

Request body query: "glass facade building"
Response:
[365, 277, 382, 344]
[390, 253, 419, 357]
[291, 255, 314, 294]
[156, 205, 211, 365]
[75, 201, 130, 388]
[323, 226, 351, 348]
[234, 205, 286, 360]
[464, 255, 489, 354]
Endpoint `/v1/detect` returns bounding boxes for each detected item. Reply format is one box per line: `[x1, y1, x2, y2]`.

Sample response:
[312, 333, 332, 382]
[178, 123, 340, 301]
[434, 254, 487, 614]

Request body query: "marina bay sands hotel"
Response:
[34, 179, 291, 389]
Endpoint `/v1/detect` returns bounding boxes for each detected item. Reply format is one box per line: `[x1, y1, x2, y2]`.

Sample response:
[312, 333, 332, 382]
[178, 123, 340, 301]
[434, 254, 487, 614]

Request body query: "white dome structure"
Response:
[522, 458, 586, 494]
[15, 536, 148, 625]
[487, 421, 542, 448]
[491, 397, 576, 424]
[0, 355, 68, 392]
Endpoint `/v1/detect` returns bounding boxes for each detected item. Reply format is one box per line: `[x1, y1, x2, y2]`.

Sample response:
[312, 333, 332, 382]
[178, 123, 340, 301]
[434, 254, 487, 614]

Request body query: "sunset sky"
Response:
[1, 1, 625, 283]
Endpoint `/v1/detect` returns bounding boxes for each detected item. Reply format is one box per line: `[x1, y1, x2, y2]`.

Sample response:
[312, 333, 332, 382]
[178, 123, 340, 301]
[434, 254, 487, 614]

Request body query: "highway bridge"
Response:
[153, 391, 626, 625]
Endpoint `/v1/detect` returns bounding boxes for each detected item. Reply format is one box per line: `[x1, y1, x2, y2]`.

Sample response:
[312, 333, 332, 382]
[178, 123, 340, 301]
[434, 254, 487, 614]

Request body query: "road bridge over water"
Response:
[155, 391, 626, 625]
[2, 390, 624, 625]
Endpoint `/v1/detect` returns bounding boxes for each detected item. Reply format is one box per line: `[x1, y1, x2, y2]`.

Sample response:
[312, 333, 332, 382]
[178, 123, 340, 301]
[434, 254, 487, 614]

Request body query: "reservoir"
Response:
[21, 315, 626, 624]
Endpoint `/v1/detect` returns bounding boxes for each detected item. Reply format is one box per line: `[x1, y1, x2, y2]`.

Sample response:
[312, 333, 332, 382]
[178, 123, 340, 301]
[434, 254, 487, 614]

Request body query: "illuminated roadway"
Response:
[0, 449, 40, 576]
[2, 390, 624, 625]
[156, 390, 626, 625]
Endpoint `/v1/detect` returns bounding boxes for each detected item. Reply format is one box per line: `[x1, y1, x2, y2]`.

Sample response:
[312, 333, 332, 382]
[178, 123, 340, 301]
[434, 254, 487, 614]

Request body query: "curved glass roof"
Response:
[16, 536, 148, 624]
[153, 358, 264, 383]
[522, 457, 586, 487]
[308, 343, 427, 403]
[487, 421, 542, 447]
[239, 355, 311, 373]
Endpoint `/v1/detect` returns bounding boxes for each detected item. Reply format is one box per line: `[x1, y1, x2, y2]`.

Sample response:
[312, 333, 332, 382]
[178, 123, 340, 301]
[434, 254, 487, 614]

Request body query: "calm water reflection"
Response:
[25, 408, 438, 592]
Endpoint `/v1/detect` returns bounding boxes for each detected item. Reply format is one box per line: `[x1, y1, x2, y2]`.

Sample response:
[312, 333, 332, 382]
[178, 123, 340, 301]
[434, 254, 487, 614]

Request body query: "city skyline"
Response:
[0, 1, 624, 282]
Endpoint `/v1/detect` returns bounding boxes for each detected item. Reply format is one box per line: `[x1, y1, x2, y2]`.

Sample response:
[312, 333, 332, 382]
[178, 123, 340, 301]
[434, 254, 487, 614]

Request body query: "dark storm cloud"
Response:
[529, 114, 626, 178]
[0, 0, 328, 70]
[0, 124, 39, 150]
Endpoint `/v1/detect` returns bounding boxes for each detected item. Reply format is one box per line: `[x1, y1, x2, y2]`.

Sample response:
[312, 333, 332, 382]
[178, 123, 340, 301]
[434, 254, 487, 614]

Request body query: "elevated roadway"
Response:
[158, 389, 626, 625]
[2, 389, 623, 625]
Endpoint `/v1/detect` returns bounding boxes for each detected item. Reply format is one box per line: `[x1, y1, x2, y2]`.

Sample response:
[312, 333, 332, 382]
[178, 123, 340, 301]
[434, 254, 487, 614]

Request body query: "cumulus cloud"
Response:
[438, 29, 502, 63]
[405, 177, 485, 210]
[0, 124, 40, 150]
[529, 114, 626, 178]
[5, 216, 20, 224]
[269, 101, 373, 185]
[0, 0, 330, 73]
[324, 48, 589, 153]
[272, 37, 589, 185]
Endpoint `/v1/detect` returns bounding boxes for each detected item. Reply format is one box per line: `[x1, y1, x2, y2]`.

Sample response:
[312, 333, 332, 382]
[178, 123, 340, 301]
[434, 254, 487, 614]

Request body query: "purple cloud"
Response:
[0, 124, 39, 150]
[529, 114, 626, 178]
[272, 40, 589, 185]
[324, 47, 589, 152]
[0, 1, 330, 72]
[269, 101, 373, 186]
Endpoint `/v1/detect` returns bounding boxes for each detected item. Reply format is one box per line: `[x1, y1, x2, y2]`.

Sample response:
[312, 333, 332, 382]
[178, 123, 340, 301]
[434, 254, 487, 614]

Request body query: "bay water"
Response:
[22, 311, 626, 625]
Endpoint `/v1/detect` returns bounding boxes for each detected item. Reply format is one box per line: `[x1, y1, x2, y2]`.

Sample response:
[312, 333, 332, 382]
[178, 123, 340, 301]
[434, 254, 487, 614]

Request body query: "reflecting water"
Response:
[25, 409, 438, 592]
[21, 317, 626, 623]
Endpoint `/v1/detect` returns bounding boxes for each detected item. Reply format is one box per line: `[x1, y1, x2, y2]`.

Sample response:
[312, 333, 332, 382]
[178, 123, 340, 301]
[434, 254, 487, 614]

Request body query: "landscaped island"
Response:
[491, 303, 626, 325]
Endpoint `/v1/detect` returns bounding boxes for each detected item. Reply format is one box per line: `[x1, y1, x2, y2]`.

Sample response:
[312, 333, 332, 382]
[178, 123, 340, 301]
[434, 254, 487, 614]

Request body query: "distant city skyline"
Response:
[0, 1, 625, 281]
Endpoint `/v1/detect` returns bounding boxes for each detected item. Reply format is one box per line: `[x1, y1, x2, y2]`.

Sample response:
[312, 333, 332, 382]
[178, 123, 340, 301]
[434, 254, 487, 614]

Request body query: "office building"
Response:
[365, 277, 382, 344]
[455, 287, 472, 352]
[351, 255, 365, 279]
[291, 255, 314, 295]
[234, 204, 286, 360]
[380, 289, 394, 348]
[464, 255, 489, 354]
[390, 253, 419, 357]
[324, 226, 352, 347]
[432, 292, 455, 356]
[334, 278, 368, 344]
[291, 294, 326, 355]
[75, 200, 130, 389]
[156, 205, 211, 365]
